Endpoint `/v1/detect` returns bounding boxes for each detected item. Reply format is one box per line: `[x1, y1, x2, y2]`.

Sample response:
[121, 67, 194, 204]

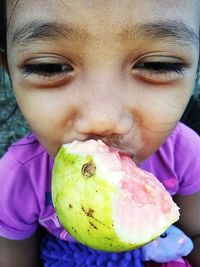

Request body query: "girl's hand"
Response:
[0, 232, 40, 267]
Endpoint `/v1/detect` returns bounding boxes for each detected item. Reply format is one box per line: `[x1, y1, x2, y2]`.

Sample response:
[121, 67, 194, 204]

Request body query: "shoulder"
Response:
[159, 122, 200, 162]
[0, 132, 53, 195]
[171, 122, 200, 149]
[0, 133, 53, 178]
[165, 123, 200, 175]
[172, 123, 200, 195]
[0, 134, 53, 239]
[4, 133, 47, 164]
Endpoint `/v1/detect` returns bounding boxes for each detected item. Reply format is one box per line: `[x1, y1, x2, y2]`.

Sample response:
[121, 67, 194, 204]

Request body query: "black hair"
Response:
[0, 0, 7, 62]
[0, 0, 7, 85]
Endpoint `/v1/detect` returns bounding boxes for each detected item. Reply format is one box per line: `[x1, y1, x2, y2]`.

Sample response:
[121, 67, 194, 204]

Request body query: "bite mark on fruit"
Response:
[81, 161, 96, 177]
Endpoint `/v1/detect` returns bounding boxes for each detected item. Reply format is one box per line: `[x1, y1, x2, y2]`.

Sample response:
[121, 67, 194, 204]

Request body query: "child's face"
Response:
[6, 0, 199, 163]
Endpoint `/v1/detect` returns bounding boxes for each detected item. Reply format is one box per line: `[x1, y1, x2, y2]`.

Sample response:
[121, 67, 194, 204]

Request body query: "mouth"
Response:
[109, 146, 136, 161]
[62, 137, 136, 160]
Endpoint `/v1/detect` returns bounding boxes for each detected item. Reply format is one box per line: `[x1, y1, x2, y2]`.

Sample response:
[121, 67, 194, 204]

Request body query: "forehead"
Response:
[8, 0, 199, 28]
[7, 0, 200, 49]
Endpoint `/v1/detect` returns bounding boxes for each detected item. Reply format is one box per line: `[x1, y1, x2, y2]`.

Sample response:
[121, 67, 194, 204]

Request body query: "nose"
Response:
[75, 96, 133, 137]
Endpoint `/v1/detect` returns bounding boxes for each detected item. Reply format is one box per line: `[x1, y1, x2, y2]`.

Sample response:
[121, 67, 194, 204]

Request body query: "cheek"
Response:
[12, 84, 79, 146]
[130, 101, 183, 163]
[133, 126, 172, 164]
[131, 100, 181, 134]
[142, 89, 190, 127]
[141, 126, 172, 153]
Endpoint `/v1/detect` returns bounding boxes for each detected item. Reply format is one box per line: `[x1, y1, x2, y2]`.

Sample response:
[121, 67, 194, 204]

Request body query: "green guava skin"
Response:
[52, 146, 144, 252]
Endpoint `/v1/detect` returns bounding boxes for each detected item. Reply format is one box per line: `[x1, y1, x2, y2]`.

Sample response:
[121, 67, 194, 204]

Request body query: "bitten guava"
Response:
[52, 139, 179, 252]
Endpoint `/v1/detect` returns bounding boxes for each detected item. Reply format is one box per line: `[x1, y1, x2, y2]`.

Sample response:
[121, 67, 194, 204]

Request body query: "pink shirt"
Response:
[0, 123, 200, 241]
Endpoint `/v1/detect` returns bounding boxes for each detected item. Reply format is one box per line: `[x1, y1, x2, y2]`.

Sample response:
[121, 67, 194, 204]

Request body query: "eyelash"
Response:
[20, 61, 185, 80]
[134, 61, 185, 75]
[21, 63, 73, 77]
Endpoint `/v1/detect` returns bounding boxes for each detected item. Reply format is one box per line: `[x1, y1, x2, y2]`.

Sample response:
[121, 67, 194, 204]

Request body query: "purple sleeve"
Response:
[175, 124, 200, 195]
[0, 152, 39, 240]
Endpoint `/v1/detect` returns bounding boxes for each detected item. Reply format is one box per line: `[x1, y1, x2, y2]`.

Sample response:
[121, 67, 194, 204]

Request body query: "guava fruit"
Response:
[52, 139, 179, 252]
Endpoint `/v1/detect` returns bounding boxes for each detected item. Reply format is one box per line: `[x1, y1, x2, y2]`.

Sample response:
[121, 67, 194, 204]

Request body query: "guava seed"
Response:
[81, 162, 96, 177]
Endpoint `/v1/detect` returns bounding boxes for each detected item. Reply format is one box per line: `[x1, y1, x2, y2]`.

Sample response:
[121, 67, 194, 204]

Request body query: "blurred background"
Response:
[0, 67, 200, 158]
[0, 69, 30, 157]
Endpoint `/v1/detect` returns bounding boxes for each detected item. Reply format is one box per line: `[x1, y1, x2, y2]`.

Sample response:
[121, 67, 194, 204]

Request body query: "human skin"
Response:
[6, 0, 200, 163]
[0, 0, 200, 266]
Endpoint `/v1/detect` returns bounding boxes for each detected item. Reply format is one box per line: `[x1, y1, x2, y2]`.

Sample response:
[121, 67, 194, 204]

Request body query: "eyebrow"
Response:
[11, 21, 89, 45]
[121, 20, 199, 48]
[11, 19, 199, 48]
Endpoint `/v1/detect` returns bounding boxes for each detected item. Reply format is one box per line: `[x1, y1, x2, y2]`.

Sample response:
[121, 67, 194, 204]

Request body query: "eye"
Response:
[133, 56, 187, 83]
[160, 232, 168, 238]
[19, 58, 75, 87]
[21, 63, 73, 78]
[135, 62, 185, 75]
[135, 62, 184, 74]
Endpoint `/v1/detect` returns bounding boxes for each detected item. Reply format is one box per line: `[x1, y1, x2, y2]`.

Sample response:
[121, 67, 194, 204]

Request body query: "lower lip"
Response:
[113, 148, 136, 159]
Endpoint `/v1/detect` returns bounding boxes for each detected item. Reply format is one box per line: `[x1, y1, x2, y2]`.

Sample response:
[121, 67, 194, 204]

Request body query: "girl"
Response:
[0, 0, 200, 266]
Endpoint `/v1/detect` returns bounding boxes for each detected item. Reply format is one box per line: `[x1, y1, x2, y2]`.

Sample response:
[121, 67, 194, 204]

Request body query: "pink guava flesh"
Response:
[112, 154, 179, 244]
